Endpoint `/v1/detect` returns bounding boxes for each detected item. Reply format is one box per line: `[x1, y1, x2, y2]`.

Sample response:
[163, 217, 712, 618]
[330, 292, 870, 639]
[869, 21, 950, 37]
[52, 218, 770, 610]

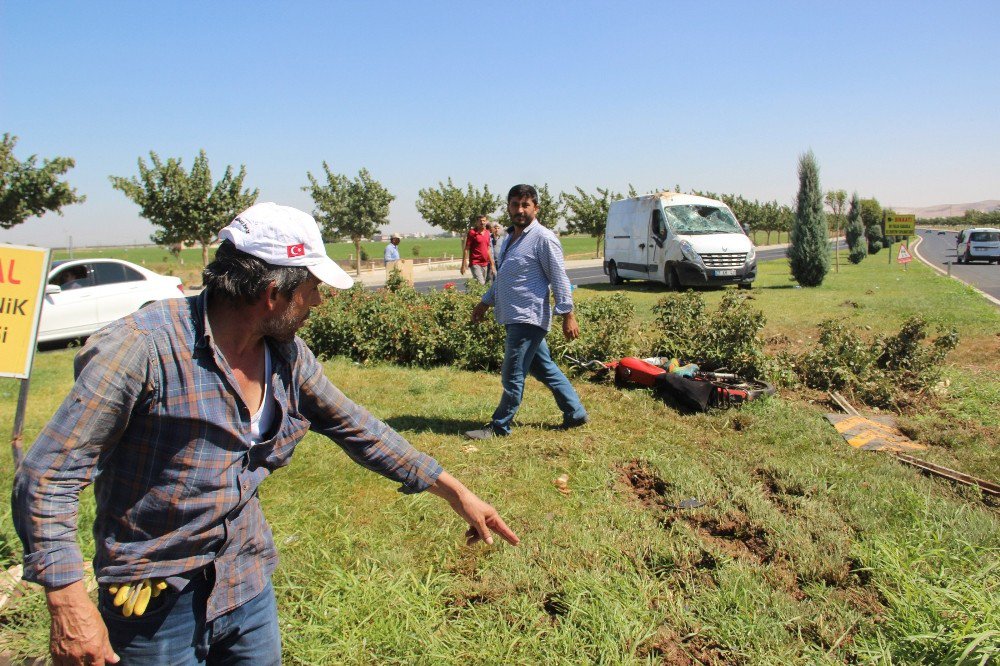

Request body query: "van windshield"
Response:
[664, 205, 743, 235]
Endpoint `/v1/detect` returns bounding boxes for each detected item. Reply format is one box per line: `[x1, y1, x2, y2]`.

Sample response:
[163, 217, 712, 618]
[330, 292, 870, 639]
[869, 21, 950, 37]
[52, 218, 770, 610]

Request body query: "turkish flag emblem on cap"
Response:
[287, 243, 306, 258]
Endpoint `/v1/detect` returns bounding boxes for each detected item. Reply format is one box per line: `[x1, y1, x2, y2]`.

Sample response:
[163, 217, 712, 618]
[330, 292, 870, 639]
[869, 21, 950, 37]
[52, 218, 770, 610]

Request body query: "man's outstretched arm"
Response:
[427, 471, 520, 546]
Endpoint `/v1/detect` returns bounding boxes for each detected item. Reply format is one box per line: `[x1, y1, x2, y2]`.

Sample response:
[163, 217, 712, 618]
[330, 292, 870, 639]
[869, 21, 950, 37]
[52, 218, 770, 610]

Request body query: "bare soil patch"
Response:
[620, 459, 675, 510]
[683, 512, 772, 565]
[637, 627, 736, 665]
[542, 591, 568, 618]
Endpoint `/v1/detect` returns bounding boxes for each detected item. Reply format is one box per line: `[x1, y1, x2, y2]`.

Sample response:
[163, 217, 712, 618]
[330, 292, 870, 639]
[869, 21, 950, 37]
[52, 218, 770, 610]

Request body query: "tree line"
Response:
[0, 138, 896, 275]
[916, 209, 1000, 229]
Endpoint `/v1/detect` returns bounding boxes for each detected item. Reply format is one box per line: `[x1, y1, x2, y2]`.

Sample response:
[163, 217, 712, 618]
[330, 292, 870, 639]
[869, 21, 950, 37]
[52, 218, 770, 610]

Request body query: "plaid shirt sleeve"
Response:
[295, 342, 442, 493]
[12, 324, 152, 588]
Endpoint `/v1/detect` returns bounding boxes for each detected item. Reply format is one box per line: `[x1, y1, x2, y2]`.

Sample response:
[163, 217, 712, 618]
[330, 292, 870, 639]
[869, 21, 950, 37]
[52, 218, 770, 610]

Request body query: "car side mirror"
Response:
[45, 284, 62, 295]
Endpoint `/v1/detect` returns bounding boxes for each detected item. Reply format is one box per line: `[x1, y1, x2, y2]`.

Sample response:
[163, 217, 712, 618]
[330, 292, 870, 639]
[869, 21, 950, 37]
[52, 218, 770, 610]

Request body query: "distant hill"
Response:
[893, 200, 1000, 219]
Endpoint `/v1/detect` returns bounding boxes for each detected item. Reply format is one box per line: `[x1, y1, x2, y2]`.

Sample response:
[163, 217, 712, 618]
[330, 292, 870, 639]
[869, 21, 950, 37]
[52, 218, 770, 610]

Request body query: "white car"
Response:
[954, 227, 1000, 264]
[39, 258, 185, 343]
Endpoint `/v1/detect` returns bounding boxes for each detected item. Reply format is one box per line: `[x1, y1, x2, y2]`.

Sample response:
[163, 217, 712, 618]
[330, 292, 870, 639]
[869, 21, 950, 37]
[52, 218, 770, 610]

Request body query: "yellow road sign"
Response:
[883, 212, 916, 236]
[0, 244, 51, 378]
[825, 413, 927, 452]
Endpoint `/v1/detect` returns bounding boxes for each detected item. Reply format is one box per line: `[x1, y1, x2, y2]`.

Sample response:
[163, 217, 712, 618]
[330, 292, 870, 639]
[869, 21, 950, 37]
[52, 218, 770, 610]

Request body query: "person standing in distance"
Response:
[465, 185, 589, 439]
[384, 233, 402, 263]
[461, 215, 495, 285]
[13, 202, 518, 665]
[487, 222, 504, 283]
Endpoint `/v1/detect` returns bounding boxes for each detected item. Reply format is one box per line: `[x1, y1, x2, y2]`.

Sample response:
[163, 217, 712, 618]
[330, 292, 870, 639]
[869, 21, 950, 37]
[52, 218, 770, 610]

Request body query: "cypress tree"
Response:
[845, 192, 867, 264]
[787, 151, 830, 287]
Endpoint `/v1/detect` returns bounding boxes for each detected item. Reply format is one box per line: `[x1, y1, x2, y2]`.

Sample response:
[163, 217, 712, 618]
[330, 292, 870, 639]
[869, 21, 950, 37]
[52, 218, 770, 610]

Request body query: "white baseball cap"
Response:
[219, 202, 354, 290]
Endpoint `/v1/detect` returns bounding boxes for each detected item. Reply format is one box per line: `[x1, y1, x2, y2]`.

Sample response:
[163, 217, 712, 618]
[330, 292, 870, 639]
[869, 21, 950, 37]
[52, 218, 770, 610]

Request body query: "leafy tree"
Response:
[415, 179, 501, 250]
[304, 163, 394, 276]
[498, 183, 561, 230]
[777, 202, 795, 240]
[787, 151, 830, 287]
[560, 186, 619, 256]
[845, 192, 867, 264]
[718, 193, 752, 230]
[110, 150, 257, 265]
[761, 200, 792, 245]
[858, 197, 884, 254]
[824, 190, 847, 229]
[969, 209, 1000, 226]
[1, 133, 85, 229]
[825, 189, 848, 272]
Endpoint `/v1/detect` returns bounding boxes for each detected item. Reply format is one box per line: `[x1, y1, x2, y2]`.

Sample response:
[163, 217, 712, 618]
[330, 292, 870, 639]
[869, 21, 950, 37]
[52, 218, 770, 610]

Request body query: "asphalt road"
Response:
[914, 228, 1000, 301]
[409, 244, 808, 293]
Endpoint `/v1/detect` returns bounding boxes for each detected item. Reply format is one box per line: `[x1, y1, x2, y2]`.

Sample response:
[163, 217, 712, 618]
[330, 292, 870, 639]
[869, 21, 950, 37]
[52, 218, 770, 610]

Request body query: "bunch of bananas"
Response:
[108, 579, 169, 617]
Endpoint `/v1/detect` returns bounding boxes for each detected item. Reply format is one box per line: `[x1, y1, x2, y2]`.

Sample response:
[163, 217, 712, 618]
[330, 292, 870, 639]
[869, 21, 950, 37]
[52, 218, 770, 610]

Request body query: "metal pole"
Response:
[11, 378, 30, 469]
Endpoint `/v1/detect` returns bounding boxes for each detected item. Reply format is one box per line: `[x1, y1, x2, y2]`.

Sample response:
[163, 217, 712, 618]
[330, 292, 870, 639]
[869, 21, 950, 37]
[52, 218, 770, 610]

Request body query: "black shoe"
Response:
[560, 414, 590, 430]
[464, 425, 502, 440]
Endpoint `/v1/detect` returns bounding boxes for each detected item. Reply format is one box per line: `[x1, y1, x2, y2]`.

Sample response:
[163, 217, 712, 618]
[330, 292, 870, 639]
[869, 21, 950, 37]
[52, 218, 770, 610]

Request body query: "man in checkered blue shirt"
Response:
[13, 202, 519, 664]
[466, 184, 589, 439]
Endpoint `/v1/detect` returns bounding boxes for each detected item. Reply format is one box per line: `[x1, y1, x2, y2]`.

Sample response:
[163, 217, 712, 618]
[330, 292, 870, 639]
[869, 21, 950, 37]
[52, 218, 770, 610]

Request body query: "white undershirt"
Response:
[249, 345, 275, 447]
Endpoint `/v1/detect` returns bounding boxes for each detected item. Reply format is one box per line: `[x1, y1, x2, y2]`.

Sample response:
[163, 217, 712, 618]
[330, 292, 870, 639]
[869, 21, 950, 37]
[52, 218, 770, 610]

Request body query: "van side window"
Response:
[651, 210, 667, 239]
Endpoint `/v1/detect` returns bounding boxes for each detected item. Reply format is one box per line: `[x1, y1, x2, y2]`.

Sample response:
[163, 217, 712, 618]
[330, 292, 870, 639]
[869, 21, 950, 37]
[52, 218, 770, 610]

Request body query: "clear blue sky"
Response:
[3, 1, 998, 247]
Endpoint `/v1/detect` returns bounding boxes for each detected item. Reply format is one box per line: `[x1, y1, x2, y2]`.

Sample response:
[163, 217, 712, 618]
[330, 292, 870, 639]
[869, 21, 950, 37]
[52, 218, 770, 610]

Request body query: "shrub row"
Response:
[303, 281, 958, 409]
[302, 280, 503, 371]
[790, 317, 958, 409]
[302, 278, 637, 373]
[651, 291, 774, 379]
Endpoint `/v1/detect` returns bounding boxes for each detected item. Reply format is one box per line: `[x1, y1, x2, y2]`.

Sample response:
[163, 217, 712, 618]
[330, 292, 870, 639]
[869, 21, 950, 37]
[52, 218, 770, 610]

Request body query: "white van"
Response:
[603, 192, 756, 288]
[954, 227, 1000, 264]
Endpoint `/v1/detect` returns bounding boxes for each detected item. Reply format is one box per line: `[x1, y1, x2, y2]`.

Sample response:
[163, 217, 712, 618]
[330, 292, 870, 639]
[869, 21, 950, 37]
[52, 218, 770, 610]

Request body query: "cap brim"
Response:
[308, 258, 355, 290]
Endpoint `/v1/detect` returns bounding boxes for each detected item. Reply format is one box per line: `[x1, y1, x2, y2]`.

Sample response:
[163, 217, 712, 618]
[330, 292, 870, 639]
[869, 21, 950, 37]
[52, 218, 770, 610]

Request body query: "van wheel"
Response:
[609, 263, 623, 285]
[665, 267, 680, 291]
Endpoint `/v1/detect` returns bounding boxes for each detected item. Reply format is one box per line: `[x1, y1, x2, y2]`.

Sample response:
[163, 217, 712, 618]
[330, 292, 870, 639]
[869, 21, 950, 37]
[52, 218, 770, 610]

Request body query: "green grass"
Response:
[2, 253, 998, 663]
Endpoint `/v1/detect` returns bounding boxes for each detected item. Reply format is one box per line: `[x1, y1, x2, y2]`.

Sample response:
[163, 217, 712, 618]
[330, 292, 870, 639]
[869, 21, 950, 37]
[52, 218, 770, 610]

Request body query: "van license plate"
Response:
[715, 269, 737, 277]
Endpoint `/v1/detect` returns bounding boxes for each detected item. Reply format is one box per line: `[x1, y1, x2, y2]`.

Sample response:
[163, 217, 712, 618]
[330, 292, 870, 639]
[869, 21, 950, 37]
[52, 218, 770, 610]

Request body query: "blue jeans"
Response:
[100, 568, 281, 665]
[491, 323, 587, 435]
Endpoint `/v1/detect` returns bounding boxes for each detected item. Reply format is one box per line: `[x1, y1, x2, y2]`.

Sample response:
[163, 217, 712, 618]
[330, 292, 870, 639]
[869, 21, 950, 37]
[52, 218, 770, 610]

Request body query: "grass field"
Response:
[1, 252, 998, 663]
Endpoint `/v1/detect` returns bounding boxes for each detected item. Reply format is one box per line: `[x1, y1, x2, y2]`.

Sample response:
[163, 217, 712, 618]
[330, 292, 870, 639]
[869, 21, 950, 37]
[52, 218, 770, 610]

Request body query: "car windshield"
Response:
[969, 231, 1000, 242]
[663, 205, 742, 235]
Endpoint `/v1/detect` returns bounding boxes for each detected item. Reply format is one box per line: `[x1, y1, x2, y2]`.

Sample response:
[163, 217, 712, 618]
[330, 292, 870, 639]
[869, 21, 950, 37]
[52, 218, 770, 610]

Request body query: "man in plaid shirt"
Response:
[13, 202, 518, 665]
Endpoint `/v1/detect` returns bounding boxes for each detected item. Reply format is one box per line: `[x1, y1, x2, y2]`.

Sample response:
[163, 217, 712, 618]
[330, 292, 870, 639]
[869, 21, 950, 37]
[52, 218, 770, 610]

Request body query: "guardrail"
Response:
[339, 255, 461, 274]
